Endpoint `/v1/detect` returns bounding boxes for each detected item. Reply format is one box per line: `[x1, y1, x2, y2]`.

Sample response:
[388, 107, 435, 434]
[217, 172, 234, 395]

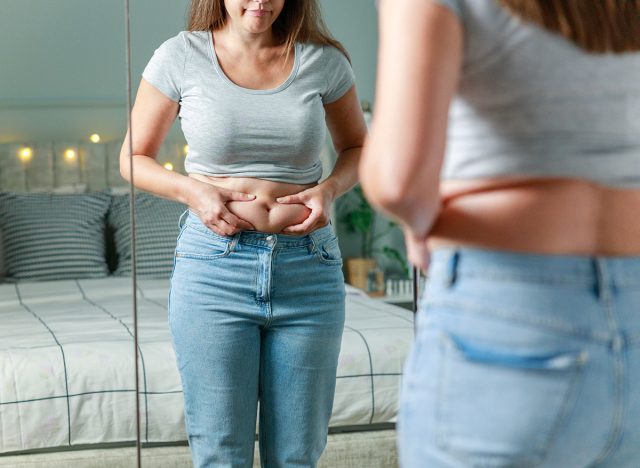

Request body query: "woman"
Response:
[361, 0, 640, 466]
[119, 0, 367, 466]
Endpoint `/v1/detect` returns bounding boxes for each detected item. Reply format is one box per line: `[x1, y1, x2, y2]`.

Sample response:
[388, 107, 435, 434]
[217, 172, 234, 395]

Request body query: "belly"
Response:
[189, 174, 314, 233]
[428, 176, 640, 255]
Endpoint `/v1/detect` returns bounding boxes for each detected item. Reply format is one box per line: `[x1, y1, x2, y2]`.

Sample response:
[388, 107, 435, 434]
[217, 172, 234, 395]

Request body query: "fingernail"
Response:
[276, 197, 283, 202]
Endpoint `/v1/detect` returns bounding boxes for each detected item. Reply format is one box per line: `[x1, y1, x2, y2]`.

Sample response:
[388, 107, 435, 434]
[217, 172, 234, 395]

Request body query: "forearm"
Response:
[120, 154, 199, 206]
[320, 145, 362, 201]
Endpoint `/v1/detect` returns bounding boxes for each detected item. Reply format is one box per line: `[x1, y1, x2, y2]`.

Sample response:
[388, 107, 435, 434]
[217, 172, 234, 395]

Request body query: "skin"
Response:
[120, 0, 367, 236]
[359, 0, 640, 272]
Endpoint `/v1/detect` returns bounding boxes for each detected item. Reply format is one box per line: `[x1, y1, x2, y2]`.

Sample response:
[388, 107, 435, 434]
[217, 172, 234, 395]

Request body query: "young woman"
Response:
[361, 0, 640, 466]
[119, 1, 367, 466]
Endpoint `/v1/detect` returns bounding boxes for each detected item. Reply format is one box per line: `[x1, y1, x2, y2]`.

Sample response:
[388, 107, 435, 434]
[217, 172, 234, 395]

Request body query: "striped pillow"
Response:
[0, 192, 111, 281]
[108, 192, 186, 278]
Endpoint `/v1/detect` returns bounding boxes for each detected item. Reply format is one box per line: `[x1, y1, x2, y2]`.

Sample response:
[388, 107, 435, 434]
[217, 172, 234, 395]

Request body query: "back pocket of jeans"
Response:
[435, 331, 588, 467]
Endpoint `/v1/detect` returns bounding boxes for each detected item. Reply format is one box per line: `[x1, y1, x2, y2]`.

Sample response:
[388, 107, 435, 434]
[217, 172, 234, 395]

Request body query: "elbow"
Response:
[359, 144, 441, 229]
[119, 152, 131, 182]
[358, 142, 414, 211]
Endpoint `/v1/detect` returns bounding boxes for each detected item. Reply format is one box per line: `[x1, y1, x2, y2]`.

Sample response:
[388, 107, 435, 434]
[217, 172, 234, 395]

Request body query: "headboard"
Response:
[0, 137, 337, 192]
[0, 140, 188, 192]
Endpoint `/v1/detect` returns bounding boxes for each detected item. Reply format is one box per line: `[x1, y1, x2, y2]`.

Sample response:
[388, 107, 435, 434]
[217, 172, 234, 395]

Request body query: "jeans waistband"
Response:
[180, 209, 336, 248]
[429, 247, 640, 291]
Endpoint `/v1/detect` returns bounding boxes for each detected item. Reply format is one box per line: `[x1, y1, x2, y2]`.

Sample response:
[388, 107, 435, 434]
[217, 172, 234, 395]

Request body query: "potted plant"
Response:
[337, 185, 409, 295]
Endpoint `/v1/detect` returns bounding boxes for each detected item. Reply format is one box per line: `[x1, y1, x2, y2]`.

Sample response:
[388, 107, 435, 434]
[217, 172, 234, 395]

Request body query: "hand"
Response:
[403, 226, 431, 275]
[276, 185, 334, 235]
[188, 181, 257, 236]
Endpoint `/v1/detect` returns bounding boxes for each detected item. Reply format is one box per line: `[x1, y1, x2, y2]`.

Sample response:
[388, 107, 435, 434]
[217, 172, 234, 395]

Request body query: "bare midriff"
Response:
[427, 177, 640, 256]
[188, 173, 316, 234]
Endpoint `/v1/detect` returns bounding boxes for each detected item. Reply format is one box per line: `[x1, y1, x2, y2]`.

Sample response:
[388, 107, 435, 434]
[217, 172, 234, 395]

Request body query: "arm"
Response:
[322, 86, 368, 201]
[277, 86, 367, 234]
[119, 79, 256, 235]
[358, 0, 463, 239]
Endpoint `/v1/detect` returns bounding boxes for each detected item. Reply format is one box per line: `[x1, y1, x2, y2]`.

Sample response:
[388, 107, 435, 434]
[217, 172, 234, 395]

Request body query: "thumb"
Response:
[222, 190, 256, 202]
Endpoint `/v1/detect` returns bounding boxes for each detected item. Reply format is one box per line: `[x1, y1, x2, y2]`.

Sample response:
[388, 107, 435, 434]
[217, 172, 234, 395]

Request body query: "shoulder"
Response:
[298, 42, 349, 67]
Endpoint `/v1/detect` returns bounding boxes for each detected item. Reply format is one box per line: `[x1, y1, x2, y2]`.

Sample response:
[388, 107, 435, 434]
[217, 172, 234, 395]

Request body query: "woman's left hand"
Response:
[276, 185, 334, 235]
[404, 226, 431, 274]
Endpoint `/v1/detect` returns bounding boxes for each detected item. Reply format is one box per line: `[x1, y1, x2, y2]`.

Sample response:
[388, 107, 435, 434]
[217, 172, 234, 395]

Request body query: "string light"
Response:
[18, 147, 33, 163]
[64, 149, 77, 162]
[90, 133, 101, 143]
[163, 162, 174, 171]
[183, 144, 189, 155]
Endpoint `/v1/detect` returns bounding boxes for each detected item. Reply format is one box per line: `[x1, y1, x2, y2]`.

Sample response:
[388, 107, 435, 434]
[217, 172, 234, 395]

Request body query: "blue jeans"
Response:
[399, 247, 640, 468]
[168, 210, 346, 468]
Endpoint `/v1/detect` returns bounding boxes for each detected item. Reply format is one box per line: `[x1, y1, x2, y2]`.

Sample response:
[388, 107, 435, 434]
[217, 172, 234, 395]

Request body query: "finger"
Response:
[220, 211, 254, 232]
[282, 213, 320, 234]
[221, 190, 256, 202]
[276, 194, 304, 204]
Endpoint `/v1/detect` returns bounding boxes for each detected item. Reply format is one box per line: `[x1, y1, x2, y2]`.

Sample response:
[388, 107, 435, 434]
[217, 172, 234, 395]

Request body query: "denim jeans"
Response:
[398, 247, 640, 468]
[168, 210, 346, 468]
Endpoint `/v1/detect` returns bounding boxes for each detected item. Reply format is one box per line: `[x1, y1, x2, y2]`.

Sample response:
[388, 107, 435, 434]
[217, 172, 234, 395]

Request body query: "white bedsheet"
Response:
[0, 277, 414, 454]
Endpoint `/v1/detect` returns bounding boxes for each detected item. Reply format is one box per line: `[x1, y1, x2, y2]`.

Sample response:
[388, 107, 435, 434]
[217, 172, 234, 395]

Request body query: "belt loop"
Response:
[229, 232, 241, 252]
[444, 249, 460, 288]
[593, 257, 610, 303]
[178, 209, 189, 229]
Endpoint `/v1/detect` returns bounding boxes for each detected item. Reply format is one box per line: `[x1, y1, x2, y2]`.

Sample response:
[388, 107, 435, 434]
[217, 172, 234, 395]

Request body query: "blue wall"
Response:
[0, 0, 378, 142]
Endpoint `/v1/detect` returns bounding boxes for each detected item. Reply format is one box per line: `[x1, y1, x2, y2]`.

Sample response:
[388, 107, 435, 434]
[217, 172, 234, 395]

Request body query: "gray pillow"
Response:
[108, 192, 186, 278]
[0, 192, 111, 281]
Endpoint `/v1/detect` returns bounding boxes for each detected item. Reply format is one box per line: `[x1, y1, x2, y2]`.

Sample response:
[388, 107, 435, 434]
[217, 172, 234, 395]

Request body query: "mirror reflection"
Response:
[126, 0, 415, 467]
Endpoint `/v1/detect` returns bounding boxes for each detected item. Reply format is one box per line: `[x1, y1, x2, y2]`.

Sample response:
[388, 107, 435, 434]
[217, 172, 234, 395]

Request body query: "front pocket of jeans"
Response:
[174, 225, 231, 260]
[436, 331, 588, 467]
[314, 237, 343, 266]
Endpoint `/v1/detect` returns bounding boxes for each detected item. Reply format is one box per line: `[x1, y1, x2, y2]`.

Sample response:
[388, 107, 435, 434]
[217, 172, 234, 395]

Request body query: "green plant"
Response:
[337, 185, 410, 278]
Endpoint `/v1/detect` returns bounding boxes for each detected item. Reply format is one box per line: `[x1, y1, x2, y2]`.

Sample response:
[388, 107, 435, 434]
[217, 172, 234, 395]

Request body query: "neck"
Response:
[216, 23, 279, 54]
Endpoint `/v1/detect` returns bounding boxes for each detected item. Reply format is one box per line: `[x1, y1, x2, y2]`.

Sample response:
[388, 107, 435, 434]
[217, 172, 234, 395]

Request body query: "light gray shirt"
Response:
[142, 30, 355, 184]
[434, 0, 640, 188]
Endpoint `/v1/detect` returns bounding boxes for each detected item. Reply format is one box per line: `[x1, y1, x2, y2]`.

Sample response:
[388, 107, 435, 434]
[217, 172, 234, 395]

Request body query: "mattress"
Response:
[0, 277, 414, 455]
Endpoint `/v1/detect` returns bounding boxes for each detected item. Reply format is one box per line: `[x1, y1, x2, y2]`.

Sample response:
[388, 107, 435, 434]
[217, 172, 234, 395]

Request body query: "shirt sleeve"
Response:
[321, 45, 356, 105]
[141, 32, 187, 103]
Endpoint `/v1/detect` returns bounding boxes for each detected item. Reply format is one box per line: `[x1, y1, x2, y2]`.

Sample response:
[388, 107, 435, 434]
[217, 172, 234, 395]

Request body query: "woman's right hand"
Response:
[187, 180, 257, 236]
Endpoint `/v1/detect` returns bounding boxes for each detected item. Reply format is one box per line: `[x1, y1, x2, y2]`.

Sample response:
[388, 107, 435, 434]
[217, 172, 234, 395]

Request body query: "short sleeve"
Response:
[431, 0, 462, 19]
[322, 45, 356, 105]
[141, 32, 187, 103]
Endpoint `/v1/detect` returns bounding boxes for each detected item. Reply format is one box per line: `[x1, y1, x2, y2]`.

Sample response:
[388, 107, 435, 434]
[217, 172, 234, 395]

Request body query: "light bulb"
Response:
[90, 133, 101, 143]
[163, 162, 174, 171]
[19, 147, 33, 162]
[183, 144, 189, 155]
[64, 149, 77, 161]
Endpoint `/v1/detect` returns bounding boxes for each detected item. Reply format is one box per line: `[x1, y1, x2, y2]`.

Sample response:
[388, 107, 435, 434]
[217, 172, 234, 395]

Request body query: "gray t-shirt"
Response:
[142, 30, 355, 184]
[434, 0, 640, 188]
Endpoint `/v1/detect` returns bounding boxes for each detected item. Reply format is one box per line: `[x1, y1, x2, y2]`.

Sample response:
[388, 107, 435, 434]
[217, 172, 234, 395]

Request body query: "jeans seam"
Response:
[425, 298, 610, 342]
[590, 259, 626, 466]
[432, 269, 594, 287]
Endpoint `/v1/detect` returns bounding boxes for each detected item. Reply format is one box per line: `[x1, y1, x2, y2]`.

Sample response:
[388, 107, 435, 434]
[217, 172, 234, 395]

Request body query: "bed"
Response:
[0, 278, 413, 467]
[0, 139, 414, 467]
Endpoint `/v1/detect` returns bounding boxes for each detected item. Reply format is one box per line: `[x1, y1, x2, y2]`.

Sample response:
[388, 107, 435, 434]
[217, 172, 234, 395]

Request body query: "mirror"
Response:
[125, 0, 416, 467]
[0, 0, 140, 465]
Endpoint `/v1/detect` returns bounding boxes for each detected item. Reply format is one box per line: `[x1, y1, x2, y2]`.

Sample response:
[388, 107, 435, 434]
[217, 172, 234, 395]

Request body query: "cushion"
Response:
[108, 192, 187, 278]
[0, 192, 111, 281]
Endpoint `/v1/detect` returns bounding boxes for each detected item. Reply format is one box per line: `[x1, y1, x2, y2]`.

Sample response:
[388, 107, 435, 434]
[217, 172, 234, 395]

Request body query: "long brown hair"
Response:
[187, 0, 350, 61]
[497, 0, 640, 53]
